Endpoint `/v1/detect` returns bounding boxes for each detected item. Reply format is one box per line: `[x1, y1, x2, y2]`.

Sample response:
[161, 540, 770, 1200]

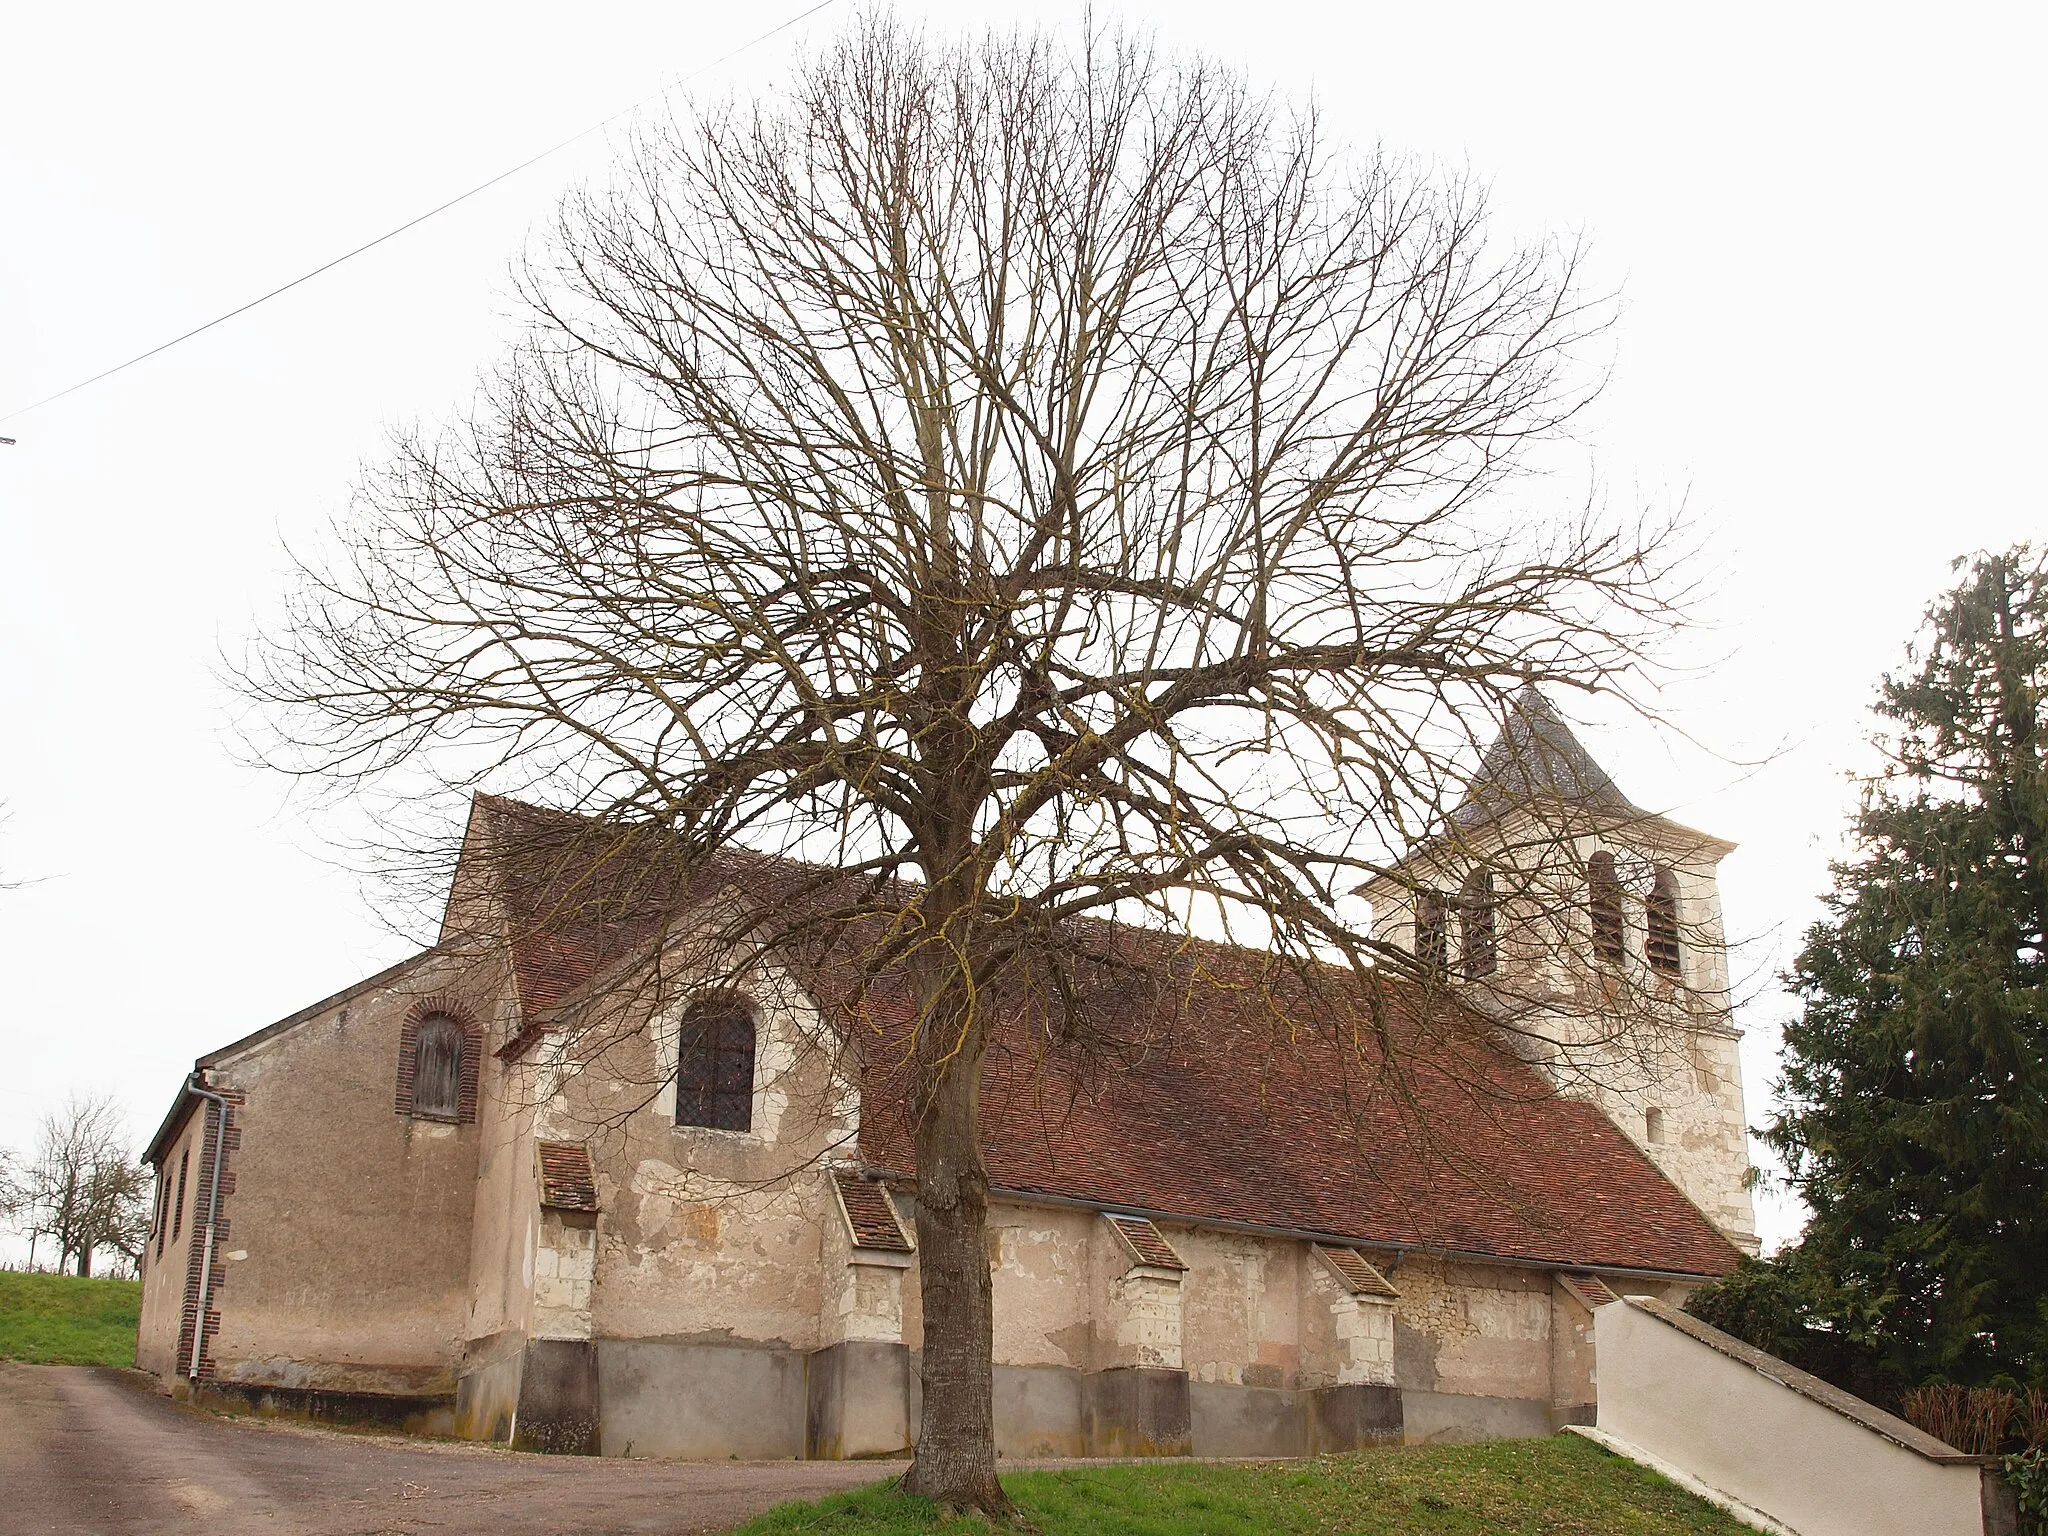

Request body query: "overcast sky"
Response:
[2, 1, 2041, 1257]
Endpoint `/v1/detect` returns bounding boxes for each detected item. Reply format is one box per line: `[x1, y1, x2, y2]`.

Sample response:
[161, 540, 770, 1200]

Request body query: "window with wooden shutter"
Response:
[1414, 892, 1448, 974]
[676, 998, 757, 1132]
[1647, 866, 1681, 978]
[410, 1012, 464, 1119]
[1588, 850, 1625, 968]
[1460, 868, 1497, 979]
[171, 1148, 189, 1243]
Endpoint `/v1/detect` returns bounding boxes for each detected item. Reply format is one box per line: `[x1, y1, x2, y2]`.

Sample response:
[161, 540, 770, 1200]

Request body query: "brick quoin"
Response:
[174, 1088, 244, 1381]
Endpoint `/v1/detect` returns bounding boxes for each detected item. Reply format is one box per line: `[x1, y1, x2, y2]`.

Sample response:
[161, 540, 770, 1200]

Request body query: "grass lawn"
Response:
[735, 1435, 1756, 1536]
[0, 1271, 142, 1366]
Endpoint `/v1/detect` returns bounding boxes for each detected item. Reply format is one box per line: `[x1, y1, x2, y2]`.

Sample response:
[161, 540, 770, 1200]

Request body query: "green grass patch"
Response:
[0, 1271, 142, 1366]
[736, 1436, 1756, 1536]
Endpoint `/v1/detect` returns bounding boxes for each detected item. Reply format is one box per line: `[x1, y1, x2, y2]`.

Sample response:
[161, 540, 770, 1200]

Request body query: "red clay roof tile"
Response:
[1557, 1271, 1621, 1309]
[834, 1172, 913, 1253]
[472, 796, 1741, 1279]
[537, 1140, 600, 1212]
[1315, 1245, 1400, 1297]
[1105, 1215, 1187, 1271]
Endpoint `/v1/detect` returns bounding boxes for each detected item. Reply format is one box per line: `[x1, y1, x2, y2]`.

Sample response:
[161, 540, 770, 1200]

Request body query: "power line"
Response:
[0, 0, 838, 429]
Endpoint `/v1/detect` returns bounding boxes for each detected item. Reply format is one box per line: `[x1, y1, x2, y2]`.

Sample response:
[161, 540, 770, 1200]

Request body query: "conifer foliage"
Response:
[1768, 548, 2048, 1386]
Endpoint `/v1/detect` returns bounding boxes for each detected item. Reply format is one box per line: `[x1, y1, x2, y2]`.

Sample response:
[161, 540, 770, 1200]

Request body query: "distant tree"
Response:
[17, 1095, 150, 1277]
[1685, 1253, 1902, 1409]
[0, 1145, 25, 1235]
[1767, 548, 2048, 1388]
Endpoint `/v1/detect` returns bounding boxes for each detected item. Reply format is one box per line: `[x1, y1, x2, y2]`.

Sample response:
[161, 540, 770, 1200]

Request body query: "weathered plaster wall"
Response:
[986, 1205, 1094, 1369]
[463, 1030, 538, 1349]
[979, 1202, 1593, 1431]
[1550, 1284, 1598, 1413]
[539, 955, 859, 1353]
[199, 956, 495, 1395]
[1178, 1225, 1302, 1390]
[1391, 1256, 1552, 1406]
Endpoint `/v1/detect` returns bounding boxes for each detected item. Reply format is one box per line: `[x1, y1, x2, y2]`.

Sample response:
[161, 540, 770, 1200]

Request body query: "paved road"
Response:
[1, 1364, 897, 1536]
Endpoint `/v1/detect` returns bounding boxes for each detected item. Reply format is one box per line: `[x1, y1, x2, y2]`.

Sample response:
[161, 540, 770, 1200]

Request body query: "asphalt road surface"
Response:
[1, 1364, 897, 1536]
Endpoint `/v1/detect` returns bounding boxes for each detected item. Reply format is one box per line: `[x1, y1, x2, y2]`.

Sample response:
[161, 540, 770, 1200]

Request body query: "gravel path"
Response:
[0, 1363, 898, 1535]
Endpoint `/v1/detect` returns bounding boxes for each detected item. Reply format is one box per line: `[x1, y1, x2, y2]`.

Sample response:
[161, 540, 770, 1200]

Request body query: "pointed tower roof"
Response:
[1451, 686, 1641, 830]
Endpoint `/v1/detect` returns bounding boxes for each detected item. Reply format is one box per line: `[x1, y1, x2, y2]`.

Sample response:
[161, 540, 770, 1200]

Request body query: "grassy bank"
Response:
[0, 1271, 142, 1366]
[736, 1435, 1754, 1536]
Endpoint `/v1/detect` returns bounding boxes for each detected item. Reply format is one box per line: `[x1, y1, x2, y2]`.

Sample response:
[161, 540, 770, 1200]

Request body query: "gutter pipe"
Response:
[184, 1073, 230, 1381]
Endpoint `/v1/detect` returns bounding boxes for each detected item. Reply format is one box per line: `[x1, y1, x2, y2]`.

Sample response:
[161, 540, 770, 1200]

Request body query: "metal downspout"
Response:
[185, 1074, 230, 1381]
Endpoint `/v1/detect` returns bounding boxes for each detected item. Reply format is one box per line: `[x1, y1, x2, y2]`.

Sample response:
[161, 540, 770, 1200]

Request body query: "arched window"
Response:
[1647, 866, 1681, 978]
[1588, 850, 1625, 968]
[1644, 1106, 1666, 1145]
[1414, 892, 1449, 975]
[411, 1012, 464, 1119]
[676, 997, 757, 1132]
[1460, 869, 1497, 979]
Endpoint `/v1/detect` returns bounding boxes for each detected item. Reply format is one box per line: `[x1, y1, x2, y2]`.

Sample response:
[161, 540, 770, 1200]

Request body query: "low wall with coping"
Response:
[1594, 1295, 2012, 1536]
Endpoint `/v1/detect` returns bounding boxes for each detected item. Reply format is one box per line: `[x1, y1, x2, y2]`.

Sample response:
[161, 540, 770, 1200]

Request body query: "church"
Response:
[136, 693, 1755, 1461]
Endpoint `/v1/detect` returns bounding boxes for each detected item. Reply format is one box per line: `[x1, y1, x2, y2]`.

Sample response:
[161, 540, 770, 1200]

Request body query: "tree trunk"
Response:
[900, 1043, 1005, 1512]
[77, 1246, 92, 1278]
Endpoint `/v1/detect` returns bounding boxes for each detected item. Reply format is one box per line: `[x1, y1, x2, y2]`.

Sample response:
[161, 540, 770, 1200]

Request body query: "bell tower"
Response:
[1362, 690, 1758, 1254]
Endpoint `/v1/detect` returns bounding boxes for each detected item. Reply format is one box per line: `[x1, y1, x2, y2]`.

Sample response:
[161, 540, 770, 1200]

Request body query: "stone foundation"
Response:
[1310, 1383, 1404, 1452]
[807, 1340, 914, 1459]
[1083, 1366, 1193, 1457]
[455, 1328, 526, 1442]
[514, 1338, 601, 1455]
[1401, 1387, 1554, 1443]
[994, 1363, 1087, 1457]
[596, 1340, 806, 1460]
[186, 1379, 456, 1438]
[431, 1337, 1568, 1460]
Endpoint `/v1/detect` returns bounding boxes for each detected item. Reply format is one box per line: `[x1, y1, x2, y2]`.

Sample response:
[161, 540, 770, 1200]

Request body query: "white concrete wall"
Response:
[1596, 1297, 1993, 1536]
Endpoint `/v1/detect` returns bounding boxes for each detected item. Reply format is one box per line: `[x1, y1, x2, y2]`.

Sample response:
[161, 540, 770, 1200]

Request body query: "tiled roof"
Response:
[1105, 1214, 1186, 1271]
[1315, 1245, 1400, 1298]
[469, 795, 1741, 1279]
[1557, 1271, 1621, 1310]
[833, 1171, 913, 1253]
[861, 968, 1740, 1276]
[537, 1140, 600, 1212]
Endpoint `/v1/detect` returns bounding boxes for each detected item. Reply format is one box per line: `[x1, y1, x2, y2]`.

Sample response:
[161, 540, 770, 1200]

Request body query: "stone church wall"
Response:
[493, 958, 860, 1458]
[576, 960, 853, 1353]
[1362, 802, 1760, 1260]
[140, 901, 1730, 1461]
[162, 953, 490, 1424]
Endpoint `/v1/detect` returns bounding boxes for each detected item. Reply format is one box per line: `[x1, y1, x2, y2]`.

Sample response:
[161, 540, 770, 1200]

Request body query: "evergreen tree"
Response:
[1769, 548, 2048, 1386]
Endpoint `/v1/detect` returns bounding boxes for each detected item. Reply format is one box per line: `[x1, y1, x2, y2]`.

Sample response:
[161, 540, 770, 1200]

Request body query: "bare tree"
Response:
[18, 1095, 150, 1278]
[0, 1146, 24, 1243]
[245, 18, 1689, 1508]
